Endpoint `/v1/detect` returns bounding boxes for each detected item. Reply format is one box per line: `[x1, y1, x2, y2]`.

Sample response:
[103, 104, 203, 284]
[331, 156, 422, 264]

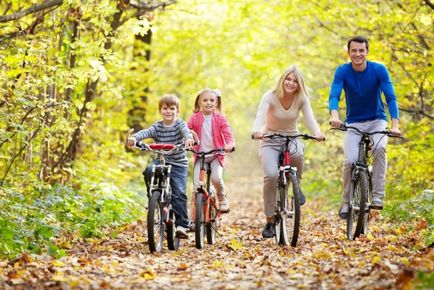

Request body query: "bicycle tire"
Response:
[167, 210, 179, 250]
[362, 172, 373, 235]
[347, 170, 368, 240]
[194, 193, 205, 249]
[206, 200, 217, 244]
[280, 173, 300, 247]
[147, 190, 164, 253]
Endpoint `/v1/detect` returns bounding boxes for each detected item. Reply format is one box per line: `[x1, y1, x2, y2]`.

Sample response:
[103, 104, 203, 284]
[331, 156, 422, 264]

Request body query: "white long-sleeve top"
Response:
[252, 90, 321, 134]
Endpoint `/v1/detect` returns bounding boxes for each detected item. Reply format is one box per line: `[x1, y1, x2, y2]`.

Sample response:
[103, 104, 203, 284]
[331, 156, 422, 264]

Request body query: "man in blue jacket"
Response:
[329, 36, 402, 219]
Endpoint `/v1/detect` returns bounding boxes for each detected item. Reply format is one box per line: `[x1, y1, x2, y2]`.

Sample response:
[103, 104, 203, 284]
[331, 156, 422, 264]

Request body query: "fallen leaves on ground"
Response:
[0, 179, 432, 289]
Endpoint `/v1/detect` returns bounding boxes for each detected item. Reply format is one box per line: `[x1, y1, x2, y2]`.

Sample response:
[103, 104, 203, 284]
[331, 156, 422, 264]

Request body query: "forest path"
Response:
[1, 151, 432, 289]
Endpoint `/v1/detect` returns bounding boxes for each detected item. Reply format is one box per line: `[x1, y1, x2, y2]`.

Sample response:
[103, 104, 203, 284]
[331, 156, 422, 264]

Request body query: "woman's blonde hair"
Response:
[274, 65, 309, 100]
[193, 88, 222, 113]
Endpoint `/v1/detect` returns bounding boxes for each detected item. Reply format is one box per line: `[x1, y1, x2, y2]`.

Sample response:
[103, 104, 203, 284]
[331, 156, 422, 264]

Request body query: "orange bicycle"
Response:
[188, 148, 233, 249]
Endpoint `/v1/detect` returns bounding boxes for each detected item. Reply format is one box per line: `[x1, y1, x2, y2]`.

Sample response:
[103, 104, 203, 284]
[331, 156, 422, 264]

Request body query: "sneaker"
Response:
[261, 222, 275, 238]
[339, 203, 349, 219]
[219, 196, 230, 213]
[370, 196, 384, 210]
[187, 220, 195, 232]
[175, 226, 188, 239]
[299, 190, 306, 206]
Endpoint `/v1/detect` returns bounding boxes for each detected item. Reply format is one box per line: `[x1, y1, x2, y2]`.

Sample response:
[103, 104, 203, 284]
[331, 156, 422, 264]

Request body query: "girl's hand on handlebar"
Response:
[224, 144, 235, 153]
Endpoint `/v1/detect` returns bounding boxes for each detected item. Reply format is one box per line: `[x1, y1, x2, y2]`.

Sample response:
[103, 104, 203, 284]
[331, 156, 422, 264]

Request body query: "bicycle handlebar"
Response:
[187, 147, 235, 156]
[331, 124, 403, 138]
[251, 132, 325, 141]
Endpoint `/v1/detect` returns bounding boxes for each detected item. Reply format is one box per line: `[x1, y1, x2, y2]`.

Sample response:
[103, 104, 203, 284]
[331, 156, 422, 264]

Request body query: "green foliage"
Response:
[0, 182, 145, 259]
[385, 190, 434, 247]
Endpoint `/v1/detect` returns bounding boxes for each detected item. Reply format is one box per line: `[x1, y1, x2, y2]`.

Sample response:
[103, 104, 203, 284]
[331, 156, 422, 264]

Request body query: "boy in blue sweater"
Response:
[329, 36, 401, 219]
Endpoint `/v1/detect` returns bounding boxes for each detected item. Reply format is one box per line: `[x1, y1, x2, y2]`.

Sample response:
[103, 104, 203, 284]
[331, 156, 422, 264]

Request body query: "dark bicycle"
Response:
[254, 133, 324, 247]
[132, 141, 185, 253]
[332, 125, 402, 240]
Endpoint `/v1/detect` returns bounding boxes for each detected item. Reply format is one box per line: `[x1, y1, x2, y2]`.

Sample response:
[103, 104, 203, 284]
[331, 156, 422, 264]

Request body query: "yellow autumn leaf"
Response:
[312, 249, 332, 260]
[372, 255, 381, 264]
[141, 267, 157, 280]
[401, 257, 410, 266]
[177, 263, 188, 271]
[229, 238, 242, 251]
[52, 260, 65, 267]
[211, 260, 225, 269]
[366, 233, 374, 241]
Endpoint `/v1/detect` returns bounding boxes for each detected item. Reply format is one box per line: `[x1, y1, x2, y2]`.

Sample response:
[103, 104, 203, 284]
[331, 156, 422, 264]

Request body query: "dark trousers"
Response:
[144, 162, 189, 228]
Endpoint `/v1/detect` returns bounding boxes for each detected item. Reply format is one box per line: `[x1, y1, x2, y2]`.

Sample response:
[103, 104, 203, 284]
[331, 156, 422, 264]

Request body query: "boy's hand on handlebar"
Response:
[126, 128, 136, 148]
[185, 138, 195, 149]
[126, 136, 136, 148]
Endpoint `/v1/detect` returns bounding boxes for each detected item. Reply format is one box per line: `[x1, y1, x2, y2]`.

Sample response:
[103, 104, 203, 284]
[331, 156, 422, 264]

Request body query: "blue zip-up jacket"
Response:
[329, 61, 399, 124]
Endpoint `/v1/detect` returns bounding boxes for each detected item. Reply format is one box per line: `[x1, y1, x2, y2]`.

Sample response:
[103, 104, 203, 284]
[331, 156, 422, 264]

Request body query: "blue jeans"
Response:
[144, 162, 189, 228]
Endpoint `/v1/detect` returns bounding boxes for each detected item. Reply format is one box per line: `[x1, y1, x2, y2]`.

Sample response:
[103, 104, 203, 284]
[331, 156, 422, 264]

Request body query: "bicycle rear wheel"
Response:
[279, 173, 300, 247]
[347, 170, 368, 240]
[147, 190, 164, 253]
[194, 193, 205, 249]
[206, 199, 218, 244]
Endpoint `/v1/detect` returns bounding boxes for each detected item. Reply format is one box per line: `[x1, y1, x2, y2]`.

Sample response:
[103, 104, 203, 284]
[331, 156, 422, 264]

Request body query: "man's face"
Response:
[348, 41, 368, 66]
[160, 104, 178, 124]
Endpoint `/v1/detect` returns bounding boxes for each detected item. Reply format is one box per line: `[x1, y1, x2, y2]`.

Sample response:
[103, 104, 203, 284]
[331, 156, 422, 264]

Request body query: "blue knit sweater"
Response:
[329, 61, 399, 123]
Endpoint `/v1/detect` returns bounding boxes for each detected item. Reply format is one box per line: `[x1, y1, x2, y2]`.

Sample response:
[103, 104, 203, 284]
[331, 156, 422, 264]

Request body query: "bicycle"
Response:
[131, 140, 186, 253]
[331, 124, 402, 240]
[187, 148, 233, 249]
[253, 133, 324, 247]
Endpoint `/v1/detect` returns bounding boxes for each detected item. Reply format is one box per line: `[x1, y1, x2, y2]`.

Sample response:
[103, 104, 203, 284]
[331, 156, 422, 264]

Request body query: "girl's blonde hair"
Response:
[274, 65, 310, 100]
[193, 88, 222, 113]
[159, 94, 181, 111]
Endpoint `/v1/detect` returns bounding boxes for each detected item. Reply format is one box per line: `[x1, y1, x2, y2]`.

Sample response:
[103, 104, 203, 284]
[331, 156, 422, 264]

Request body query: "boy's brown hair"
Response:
[159, 94, 181, 111]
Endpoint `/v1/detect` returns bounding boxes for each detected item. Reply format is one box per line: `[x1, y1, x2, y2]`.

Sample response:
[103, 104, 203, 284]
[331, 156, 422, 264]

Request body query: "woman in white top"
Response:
[252, 65, 325, 238]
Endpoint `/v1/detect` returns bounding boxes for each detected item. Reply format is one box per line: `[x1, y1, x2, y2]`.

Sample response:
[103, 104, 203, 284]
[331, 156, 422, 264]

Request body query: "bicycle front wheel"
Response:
[279, 173, 300, 247]
[194, 193, 206, 249]
[347, 170, 368, 240]
[167, 210, 179, 251]
[206, 199, 218, 244]
[147, 190, 164, 253]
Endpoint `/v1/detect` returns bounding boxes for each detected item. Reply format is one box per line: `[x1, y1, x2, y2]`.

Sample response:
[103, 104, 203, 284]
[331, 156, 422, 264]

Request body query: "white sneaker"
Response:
[219, 196, 230, 213]
[175, 226, 188, 238]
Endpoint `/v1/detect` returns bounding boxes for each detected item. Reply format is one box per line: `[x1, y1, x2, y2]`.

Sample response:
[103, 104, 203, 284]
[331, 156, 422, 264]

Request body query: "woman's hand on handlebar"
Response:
[314, 131, 326, 142]
[251, 131, 263, 140]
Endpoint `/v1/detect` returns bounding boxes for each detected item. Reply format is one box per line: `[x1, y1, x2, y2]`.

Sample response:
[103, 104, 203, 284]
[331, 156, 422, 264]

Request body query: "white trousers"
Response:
[342, 119, 388, 203]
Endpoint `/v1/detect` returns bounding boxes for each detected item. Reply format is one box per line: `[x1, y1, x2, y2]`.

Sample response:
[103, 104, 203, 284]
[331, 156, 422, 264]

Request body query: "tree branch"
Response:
[129, 0, 176, 11]
[424, 0, 434, 10]
[0, 0, 63, 23]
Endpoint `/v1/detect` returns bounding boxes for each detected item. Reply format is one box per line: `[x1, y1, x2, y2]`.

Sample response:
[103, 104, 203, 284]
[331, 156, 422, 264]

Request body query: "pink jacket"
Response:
[187, 111, 235, 166]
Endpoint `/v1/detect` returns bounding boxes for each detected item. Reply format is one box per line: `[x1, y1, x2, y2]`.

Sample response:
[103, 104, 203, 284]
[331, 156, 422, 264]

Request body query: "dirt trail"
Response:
[1, 151, 432, 289]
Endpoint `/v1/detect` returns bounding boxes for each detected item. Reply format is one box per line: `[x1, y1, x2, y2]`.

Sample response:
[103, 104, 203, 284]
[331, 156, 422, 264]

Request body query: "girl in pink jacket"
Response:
[187, 88, 235, 213]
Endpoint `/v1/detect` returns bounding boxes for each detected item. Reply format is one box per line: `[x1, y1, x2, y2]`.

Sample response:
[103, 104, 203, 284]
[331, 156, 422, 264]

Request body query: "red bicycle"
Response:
[188, 148, 233, 249]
